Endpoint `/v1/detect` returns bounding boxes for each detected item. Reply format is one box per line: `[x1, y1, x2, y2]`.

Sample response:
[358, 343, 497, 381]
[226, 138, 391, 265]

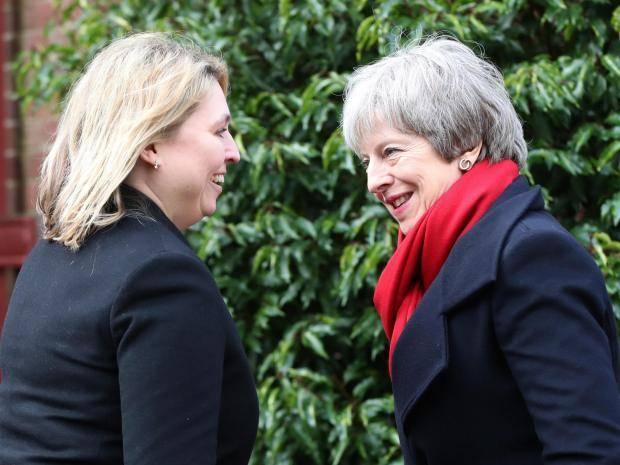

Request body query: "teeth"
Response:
[212, 174, 224, 185]
[393, 194, 411, 208]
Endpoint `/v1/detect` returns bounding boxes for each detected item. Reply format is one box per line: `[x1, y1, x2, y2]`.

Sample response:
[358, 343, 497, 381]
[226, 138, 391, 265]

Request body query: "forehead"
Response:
[358, 119, 414, 155]
[193, 85, 229, 120]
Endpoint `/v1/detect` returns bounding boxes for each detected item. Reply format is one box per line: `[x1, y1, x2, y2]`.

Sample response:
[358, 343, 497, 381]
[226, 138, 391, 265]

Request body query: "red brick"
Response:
[5, 181, 18, 214]
[22, 107, 57, 156]
[23, 130, 53, 155]
[26, 104, 56, 120]
[25, 178, 38, 213]
[21, 0, 55, 30]
[22, 113, 55, 134]
[4, 150, 17, 180]
[25, 152, 44, 178]
[4, 102, 18, 121]
[20, 28, 47, 51]
[1, 121, 14, 149]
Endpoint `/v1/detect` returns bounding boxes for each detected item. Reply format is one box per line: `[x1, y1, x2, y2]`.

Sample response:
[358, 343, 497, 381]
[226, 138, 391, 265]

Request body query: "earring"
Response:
[458, 158, 473, 172]
[153, 160, 160, 170]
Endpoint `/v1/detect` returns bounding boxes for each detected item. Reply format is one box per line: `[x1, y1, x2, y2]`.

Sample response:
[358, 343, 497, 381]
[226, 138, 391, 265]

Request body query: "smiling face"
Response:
[143, 85, 240, 230]
[359, 120, 463, 235]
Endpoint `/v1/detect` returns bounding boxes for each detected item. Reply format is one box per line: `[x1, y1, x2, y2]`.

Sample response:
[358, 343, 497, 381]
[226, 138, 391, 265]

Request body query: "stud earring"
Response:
[154, 160, 160, 170]
[458, 158, 473, 172]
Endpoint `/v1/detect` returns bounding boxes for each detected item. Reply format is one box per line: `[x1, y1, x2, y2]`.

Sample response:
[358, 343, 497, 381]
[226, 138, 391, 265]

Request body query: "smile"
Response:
[211, 174, 225, 185]
[393, 194, 411, 208]
[385, 192, 412, 209]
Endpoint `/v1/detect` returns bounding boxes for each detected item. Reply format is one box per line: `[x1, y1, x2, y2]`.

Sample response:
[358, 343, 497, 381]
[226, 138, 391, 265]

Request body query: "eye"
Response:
[383, 147, 401, 158]
[359, 157, 370, 170]
[216, 127, 230, 137]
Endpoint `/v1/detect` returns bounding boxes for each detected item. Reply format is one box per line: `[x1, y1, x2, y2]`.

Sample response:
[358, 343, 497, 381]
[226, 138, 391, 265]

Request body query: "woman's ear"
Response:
[456, 142, 483, 172]
[462, 141, 483, 163]
[139, 143, 159, 168]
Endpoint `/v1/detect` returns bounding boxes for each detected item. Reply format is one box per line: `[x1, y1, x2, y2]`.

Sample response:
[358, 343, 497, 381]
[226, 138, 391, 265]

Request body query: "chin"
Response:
[197, 194, 214, 214]
[201, 204, 217, 218]
[399, 217, 420, 236]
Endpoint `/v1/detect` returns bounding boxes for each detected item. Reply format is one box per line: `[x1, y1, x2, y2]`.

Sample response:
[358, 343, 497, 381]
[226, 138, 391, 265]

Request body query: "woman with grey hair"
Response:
[342, 36, 620, 465]
[0, 33, 257, 464]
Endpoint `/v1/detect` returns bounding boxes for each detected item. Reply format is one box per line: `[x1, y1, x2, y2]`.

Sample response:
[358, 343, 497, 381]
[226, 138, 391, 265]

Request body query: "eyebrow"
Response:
[212, 113, 231, 127]
[364, 139, 390, 156]
[372, 135, 417, 154]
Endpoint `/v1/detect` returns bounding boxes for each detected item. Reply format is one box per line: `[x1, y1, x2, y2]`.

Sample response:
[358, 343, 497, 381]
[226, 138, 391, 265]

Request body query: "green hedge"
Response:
[16, 1, 620, 464]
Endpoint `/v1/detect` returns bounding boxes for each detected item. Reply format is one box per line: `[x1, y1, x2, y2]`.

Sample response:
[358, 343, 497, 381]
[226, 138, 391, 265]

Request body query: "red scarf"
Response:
[373, 160, 519, 375]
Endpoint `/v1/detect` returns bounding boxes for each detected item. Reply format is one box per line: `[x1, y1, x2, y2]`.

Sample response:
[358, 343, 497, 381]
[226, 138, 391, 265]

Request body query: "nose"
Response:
[224, 133, 240, 164]
[366, 159, 392, 197]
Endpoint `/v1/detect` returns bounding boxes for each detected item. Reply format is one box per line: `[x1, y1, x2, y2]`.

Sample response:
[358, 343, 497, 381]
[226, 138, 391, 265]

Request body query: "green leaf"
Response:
[302, 330, 329, 359]
[15, 2, 620, 464]
[597, 141, 620, 171]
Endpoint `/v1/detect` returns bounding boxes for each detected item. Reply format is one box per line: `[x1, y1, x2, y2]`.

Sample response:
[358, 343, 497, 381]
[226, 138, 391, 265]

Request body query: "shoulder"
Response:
[116, 249, 217, 302]
[494, 208, 613, 333]
[470, 175, 604, 286]
[73, 212, 201, 283]
[109, 249, 227, 345]
[97, 212, 194, 258]
[501, 209, 603, 284]
[104, 215, 220, 312]
[29, 213, 215, 310]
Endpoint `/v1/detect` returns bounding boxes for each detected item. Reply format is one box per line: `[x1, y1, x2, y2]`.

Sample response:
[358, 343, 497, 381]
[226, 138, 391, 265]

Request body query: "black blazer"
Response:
[392, 177, 620, 465]
[0, 191, 258, 465]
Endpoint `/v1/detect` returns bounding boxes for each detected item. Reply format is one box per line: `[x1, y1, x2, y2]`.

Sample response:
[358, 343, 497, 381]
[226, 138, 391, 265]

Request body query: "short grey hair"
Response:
[341, 35, 527, 166]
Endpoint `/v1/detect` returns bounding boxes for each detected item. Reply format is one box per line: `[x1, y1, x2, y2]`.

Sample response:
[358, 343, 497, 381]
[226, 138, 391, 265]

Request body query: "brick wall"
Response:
[1, 0, 56, 324]
[16, 0, 58, 215]
[2, 0, 18, 217]
[3, 0, 60, 216]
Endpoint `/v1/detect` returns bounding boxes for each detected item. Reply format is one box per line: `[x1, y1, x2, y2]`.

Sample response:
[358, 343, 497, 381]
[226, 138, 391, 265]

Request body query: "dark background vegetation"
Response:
[15, 1, 620, 463]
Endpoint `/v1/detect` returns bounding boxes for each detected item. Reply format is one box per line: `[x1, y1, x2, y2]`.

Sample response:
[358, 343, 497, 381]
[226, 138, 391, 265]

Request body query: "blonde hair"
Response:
[37, 32, 228, 251]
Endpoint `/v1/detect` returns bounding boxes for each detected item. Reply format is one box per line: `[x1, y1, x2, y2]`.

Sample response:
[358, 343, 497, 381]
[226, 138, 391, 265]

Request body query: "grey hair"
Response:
[341, 35, 527, 166]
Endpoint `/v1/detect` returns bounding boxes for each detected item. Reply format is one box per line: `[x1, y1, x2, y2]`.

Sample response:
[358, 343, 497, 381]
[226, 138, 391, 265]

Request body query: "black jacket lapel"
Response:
[391, 177, 544, 426]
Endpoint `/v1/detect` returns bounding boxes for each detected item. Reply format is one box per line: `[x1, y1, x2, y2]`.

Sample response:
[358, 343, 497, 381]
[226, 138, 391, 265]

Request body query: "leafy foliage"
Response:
[15, 0, 620, 463]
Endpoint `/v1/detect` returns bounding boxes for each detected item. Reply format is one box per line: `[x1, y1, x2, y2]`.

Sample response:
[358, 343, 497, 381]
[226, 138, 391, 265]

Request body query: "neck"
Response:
[124, 172, 185, 231]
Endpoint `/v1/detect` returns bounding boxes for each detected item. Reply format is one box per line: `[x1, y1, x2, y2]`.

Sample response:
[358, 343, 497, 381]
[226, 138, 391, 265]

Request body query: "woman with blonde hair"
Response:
[342, 35, 620, 464]
[0, 33, 258, 465]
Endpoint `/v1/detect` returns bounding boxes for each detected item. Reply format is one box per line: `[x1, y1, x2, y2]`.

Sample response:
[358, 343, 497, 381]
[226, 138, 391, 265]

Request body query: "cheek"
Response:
[418, 176, 452, 205]
[434, 172, 461, 198]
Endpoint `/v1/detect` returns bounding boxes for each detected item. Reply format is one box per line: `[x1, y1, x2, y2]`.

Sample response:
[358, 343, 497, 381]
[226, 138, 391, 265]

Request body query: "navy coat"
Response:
[391, 177, 620, 465]
[0, 190, 258, 465]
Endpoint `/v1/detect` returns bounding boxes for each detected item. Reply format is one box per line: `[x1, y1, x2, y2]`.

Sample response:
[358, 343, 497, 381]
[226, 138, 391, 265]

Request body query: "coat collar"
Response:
[438, 176, 544, 314]
[391, 176, 544, 426]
